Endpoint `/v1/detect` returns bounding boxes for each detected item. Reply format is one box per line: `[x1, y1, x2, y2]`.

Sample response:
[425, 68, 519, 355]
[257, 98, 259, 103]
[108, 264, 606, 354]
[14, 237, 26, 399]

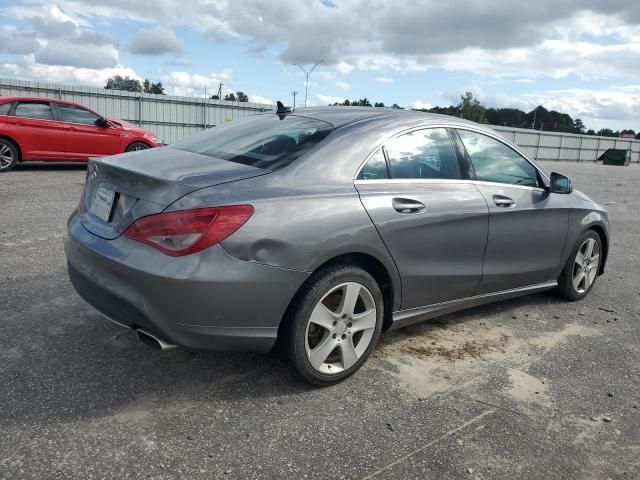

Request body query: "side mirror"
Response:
[95, 117, 110, 128]
[550, 172, 572, 194]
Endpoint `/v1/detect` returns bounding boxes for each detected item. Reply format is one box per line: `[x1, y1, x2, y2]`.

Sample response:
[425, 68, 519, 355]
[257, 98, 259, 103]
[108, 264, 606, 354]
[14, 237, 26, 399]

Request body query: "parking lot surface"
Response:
[1, 161, 639, 479]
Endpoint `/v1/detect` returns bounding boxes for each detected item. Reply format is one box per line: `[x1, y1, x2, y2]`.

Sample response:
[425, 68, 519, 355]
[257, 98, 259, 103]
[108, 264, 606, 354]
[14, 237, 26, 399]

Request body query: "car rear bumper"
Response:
[65, 215, 309, 352]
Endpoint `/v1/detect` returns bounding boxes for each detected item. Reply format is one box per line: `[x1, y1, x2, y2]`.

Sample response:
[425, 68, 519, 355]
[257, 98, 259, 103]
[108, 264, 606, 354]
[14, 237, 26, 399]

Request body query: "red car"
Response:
[0, 97, 163, 172]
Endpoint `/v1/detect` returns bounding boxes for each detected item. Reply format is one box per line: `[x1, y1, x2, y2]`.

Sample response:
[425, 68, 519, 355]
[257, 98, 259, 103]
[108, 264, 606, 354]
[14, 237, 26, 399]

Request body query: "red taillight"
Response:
[123, 205, 254, 256]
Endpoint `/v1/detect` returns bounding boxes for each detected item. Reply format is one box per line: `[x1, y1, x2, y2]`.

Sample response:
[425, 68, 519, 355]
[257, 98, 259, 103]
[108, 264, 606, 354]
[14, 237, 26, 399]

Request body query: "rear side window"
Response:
[56, 103, 101, 125]
[358, 149, 388, 180]
[0, 102, 12, 116]
[170, 114, 333, 170]
[384, 128, 461, 180]
[14, 102, 53, 120]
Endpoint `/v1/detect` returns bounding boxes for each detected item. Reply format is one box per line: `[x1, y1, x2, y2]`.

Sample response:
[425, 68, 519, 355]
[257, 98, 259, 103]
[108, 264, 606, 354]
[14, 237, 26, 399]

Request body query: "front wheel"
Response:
[125, 142, 150, 152]
[556, 230, 602, 301]
[0, 139, 19, 172]
[284, 266, 384, 386]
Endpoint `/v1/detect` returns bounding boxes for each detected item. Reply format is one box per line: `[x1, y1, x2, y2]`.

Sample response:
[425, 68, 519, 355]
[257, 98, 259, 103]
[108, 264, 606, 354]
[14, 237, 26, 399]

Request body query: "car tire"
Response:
[283, 265, 384, 386]
[0, 139, 19, 172]
[125, 142, 150, 152]
[555, 230, 602, 301]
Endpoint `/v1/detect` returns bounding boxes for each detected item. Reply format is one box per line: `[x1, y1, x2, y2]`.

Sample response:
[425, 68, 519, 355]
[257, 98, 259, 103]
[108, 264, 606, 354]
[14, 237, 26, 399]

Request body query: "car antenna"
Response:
[276, 100, 292, 120]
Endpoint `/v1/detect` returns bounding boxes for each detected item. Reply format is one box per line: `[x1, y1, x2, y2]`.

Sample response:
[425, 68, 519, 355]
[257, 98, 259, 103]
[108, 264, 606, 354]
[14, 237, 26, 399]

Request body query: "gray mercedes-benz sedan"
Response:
[65, 106, 609, 385]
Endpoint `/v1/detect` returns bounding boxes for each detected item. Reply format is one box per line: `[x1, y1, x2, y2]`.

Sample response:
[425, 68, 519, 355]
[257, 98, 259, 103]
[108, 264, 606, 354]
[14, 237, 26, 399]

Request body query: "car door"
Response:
[355, 127, 489, 310]
[53, 102, 123, 159]
[455, 128, 569, 294]
[7, 100, 66, 160]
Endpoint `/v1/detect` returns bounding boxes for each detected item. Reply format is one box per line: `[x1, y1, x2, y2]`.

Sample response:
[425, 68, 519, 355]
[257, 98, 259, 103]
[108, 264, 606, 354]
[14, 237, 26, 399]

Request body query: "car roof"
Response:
[286, 106, 480, 129]
[0, 96, 84, 107]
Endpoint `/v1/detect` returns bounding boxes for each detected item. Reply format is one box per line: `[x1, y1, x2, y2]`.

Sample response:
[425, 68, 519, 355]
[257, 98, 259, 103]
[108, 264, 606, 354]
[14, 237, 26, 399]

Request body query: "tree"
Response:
[235, 91, 249, 102]
[391, 104, 403, 109]
[224, 93, 237, 101]
[574, 118, 586, 134]
[458, 92, 486, 123]
[374, 102, 385, 107]
[597, 128, 616, 137]
[210, 95, 220, 100]
[104, 75, 142, 92]
[145, 81, 165, 95]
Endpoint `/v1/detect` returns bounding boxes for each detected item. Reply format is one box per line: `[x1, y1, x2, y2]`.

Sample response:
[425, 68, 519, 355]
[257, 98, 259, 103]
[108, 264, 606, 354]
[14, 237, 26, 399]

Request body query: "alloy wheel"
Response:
[572, 237, 600, 293]
[130, 144, 149, 151]
[0, 144, 13, 169]
[304, 282, 377, 375]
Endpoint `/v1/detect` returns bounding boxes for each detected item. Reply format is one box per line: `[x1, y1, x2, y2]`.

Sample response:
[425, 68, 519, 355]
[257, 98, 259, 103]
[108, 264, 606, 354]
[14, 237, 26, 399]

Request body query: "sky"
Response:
[1, 0, 639, 131]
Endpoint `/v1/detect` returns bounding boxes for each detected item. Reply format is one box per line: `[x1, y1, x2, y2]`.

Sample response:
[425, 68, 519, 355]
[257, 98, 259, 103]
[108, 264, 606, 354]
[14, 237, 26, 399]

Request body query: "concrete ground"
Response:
[0, 161, 638, 479]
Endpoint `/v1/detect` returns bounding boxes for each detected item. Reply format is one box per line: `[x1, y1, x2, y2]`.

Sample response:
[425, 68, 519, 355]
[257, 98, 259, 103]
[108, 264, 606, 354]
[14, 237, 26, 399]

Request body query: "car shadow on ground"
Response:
[13, 162, 87, 171]
[2, 290, 566, 428]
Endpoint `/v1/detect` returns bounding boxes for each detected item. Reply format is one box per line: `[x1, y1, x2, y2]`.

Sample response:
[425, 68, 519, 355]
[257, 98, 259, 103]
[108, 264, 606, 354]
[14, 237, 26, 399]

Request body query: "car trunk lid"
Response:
[79, 149, 269, 240]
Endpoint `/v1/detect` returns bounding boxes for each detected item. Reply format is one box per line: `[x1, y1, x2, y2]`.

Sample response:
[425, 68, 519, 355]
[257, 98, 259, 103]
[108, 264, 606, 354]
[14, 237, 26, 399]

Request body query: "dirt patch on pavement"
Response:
[374, 317, 602, 404]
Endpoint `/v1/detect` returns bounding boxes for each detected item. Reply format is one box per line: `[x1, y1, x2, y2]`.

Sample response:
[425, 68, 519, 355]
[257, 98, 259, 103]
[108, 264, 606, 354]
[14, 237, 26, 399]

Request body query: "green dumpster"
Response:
[599, 149, 631, 166]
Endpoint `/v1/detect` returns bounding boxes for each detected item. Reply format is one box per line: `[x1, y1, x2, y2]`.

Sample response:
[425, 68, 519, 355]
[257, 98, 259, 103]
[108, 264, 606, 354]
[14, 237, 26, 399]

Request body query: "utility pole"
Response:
[531, 106, 538, 129]
[295, 59, 324, 107]
[292, 91, 298, 109]
[217, 83, 223, 100]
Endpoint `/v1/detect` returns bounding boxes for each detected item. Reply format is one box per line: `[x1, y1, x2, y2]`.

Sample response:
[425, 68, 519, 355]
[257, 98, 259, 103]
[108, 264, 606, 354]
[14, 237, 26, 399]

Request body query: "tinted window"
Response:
[357, 149, 388, 180]
[14, 102, 53, 120]
[458, 130, 539, 187]
[57, 103, 100, 125]
[0, 102, 12, 116]
[385, 128, 461, 180]
[171, 114, 333, 170]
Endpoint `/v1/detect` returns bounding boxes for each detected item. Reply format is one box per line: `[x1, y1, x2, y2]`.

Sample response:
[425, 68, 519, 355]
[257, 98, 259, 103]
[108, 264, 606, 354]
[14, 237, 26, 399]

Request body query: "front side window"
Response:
[56, 103, 100, 125]
[170, 114, 333, 170]
[384, 128, 461, 180]
[14, 102, 53, 120]
[357, 149, 388, 180]
[457, 130, 539, 187]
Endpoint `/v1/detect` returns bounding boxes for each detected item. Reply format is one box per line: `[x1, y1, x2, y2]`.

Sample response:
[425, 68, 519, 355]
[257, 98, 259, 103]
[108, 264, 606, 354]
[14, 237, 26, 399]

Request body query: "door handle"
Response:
[493, 195, 515, 208]
[392, 198, 425, 214]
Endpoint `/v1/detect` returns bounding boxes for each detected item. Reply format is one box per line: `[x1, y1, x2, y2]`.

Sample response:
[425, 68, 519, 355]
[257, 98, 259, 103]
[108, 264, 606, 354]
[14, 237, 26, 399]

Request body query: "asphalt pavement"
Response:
[0, 161, 638, 479]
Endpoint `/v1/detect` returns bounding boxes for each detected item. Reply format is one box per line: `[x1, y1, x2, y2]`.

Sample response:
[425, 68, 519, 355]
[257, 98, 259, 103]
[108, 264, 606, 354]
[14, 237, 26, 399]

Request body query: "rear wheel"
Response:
[0, 139, 18, 172]
[284, 266, 384, 386]
[125, 142, 150, 152]
[556, 230, 602, 301]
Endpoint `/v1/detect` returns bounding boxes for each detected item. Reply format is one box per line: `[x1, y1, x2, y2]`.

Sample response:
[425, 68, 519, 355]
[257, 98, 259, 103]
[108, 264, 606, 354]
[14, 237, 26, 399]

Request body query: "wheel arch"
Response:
[279, 252, 399, 338]
[0, 135, 21, 162]
[587, 224, 608, 275]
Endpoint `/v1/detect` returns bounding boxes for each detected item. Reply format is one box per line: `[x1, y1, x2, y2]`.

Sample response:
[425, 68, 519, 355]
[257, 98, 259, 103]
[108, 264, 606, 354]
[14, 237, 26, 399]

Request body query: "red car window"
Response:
[14, 102, 53, 120]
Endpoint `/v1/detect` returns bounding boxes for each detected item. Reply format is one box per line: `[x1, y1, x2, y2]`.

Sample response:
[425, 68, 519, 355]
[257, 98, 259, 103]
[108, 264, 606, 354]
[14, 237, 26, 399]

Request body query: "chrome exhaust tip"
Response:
[136, 329, 177, 351]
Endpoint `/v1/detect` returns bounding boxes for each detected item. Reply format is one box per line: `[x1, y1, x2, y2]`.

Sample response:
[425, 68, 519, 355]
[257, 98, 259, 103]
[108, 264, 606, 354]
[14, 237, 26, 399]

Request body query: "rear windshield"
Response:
[170, 114, 333, 170]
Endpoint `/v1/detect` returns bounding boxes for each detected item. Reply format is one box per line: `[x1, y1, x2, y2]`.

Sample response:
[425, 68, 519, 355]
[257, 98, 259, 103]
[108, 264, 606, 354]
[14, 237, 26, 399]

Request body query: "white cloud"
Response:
[129, 27, 182, 55]
[335, 81, 349, 90]
[249, 94, 273, 105]
[1, 58, 139, 87]
[36, 43, 119, 69]
[316, 94, 346, 105]
[408, 100, 434, 110]
[375, 77, 394, 83]
[160, 70, 234, 97]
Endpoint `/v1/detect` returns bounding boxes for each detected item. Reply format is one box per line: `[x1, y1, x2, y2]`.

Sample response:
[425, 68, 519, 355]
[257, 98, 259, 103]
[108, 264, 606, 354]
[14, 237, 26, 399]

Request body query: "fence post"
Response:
[203, 97, 207, 129]
[138, 95, 142, 127]
[558, 134, 563, 162]
[577, 135, 583, 162]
